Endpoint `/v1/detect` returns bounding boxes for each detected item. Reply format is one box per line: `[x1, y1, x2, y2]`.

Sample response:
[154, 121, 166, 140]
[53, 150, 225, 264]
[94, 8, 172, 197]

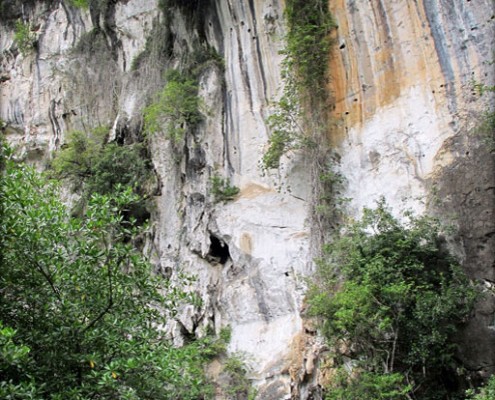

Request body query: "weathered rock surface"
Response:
[329, 0, 495, 382]
[1, 0, 494, 398]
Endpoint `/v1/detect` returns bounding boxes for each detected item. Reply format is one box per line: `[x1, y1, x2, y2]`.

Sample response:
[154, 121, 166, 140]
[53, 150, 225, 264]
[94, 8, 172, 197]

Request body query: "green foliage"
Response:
[51, 128, 106, 186]
[466, 375, 495, 400]
[88, 143, 152, 196]
[144, 70, 202, 142]
[69, 0, 110, 14]
[471, 80, 495, 150]
[67, 0, 89, 9]
[210, 174, 240, 203]
[14, 20, 35, 56]
[0, 152, 222, 399]
[51, 128, 152, 203]
[0, 323, 31, 368]
[263, 91, 306, 169]
[262, 0, 335, 169]
[188, 44, 225, 76]
[222, 354, 256, 400]
[325, 369, 411, 400]
[308, 200, 477, 399]
[284, 0, 336, 96]
[0, 322, 40, 399]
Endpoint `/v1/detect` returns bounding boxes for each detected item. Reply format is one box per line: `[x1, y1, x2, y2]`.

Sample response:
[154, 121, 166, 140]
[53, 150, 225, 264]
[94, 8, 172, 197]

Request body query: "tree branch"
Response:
[81, 254, 125, 334]
[33, 259, 62, 302]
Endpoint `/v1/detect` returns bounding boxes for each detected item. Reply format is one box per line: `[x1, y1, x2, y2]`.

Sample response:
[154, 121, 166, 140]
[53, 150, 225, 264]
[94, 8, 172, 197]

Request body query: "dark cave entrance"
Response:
[208, 234, 230, 264]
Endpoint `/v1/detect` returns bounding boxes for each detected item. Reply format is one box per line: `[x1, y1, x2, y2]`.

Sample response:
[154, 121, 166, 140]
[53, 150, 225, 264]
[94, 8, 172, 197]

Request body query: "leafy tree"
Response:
[0, 148, 221, 399]
[52, 128, 153, 204]
[67, 0, 89, 9]
[0, 322, 39, 399]
[308, 200, 477, 400]
[87, 143, 152, 196]
[51, 128, 107, 187]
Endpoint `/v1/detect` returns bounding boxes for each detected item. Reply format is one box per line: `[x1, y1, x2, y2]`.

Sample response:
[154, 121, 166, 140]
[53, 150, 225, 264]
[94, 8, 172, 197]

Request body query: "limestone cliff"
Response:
[0, 0, 494, 398]
[329, 0, 495, 383]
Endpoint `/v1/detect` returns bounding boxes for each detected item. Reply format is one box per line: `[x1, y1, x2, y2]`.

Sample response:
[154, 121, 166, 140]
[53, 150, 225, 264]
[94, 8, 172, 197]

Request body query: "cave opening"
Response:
[208, 235, 230, 264]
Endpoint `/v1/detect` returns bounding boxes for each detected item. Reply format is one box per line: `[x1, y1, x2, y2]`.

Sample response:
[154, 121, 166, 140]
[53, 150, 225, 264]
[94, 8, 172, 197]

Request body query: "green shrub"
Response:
[87, 143, 152, 195]
[67, 0, 89, 9]
[466, 375, 495, 400]
[263, 92, 309, 169]
[222, 354, 256, 400]
[14, 20, 35, 55]
[325, 369, 410, 400]
[210, 174, 240, 202]
[144, 69, 202, 142]
[308, 200, 477, 399]
[51, 128, 106, 186]
[52, 128, 152, 200]
[188, 44, 225, 76]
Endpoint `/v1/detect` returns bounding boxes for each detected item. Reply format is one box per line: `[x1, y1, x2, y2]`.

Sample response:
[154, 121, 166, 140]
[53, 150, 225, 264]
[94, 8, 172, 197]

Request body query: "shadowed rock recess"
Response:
[1, 0, 494, 398]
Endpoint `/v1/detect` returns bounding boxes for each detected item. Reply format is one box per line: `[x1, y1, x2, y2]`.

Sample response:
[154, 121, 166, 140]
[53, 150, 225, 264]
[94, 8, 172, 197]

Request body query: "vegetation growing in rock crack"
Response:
[221, 354, 256, 400]
[144, 69, 202, 143]
[263, 0, 336, 169]
[471, 79, 495, 150]
[210, 174, 240, 203]
[314, 165, 350, 225]
[66, 0, 113, 14]
[67, 0, 89, 9]
[0, 144, 230, 399]
[14, 20, 35, 56]
[308, 200, 477, 400]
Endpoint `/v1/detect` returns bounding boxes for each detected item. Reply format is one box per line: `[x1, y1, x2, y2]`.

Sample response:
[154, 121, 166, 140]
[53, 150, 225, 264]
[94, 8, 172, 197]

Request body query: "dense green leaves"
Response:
[0, 151, 222, 399]
[466, 376, 495, 400]
[144, 70, 202, 142]
[51, 128, 153, 207]
[284, 0, 336, 96]
[325, 370, 411, 400]
[308, 201, 477, 399]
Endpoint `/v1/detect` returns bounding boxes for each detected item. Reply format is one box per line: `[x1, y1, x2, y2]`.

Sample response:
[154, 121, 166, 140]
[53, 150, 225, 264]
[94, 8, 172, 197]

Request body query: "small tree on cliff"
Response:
[308, 200, 477, 400]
